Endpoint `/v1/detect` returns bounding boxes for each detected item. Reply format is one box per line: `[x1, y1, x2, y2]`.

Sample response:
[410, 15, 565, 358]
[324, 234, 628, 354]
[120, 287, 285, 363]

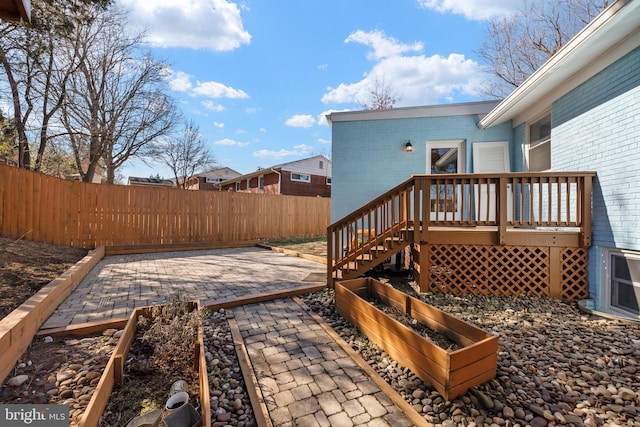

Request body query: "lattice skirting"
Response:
[421, 244, 588, 300]
[560, 247, 589, 300]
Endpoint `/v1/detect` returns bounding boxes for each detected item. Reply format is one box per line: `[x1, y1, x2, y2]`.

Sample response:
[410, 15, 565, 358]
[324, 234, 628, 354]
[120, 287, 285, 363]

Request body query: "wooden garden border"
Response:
[256, 243, 327, 265]
[335, 277, 498, 400]
[79, 302, 212, 427]
[106, 240, 261, 255]
[0, 246, 105, 384]
[76, 284, 327, 427]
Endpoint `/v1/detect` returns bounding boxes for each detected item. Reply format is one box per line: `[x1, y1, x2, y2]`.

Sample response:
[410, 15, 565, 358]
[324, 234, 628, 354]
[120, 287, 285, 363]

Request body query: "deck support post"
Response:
[549, 247, 562, 298]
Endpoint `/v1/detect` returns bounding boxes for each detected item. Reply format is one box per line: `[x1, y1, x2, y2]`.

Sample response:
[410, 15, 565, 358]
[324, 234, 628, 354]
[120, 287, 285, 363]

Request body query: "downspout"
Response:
[271, 168, 281, 194]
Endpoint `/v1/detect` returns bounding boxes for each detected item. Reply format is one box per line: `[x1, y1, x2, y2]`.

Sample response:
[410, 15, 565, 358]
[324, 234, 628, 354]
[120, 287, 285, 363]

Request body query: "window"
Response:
[291, 173, 311, 182]
[258, 177, 264, 190]
[235, 182, 241, 191]
[205, 177, 222, 183]
[609, 251, 640, 316]
[603, 248, 640, 318]
[326, 177, 332, 185]
[528, 113, 551, 171]
[319, 160, 324, 169]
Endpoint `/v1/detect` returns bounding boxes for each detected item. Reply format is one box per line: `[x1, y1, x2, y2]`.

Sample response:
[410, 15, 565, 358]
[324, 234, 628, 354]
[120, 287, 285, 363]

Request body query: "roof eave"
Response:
[0, 0, 31, 22]
[327, 100, 501, 124]
[479, 0, 639, 129]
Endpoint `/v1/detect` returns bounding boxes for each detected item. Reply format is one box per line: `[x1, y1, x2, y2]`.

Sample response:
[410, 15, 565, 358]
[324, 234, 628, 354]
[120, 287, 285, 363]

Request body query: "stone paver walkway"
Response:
[40, 247, 417, 426]
[234, 298, 414, 427]
[42, 247, 325, 329]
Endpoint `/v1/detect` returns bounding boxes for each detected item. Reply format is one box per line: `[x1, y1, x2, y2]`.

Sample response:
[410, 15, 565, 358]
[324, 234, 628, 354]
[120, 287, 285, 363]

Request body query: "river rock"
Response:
[7, 375, 29, 387]
[503, 406, 515, 419]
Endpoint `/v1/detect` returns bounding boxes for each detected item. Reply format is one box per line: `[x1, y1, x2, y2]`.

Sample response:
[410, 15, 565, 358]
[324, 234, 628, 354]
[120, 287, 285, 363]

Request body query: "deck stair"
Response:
[327, 178, 415, 286]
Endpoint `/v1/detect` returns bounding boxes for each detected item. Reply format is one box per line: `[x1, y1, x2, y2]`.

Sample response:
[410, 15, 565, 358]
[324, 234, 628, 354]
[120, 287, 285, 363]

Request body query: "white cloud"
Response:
[253, 144, 313, 160]
[322, 30, 484, 107]
[164, 68, 248, 101]
[215, 138, 249, 147]
[285, 114, 316, 128]
[213, 121, 224, 128]
[202, 100, 225, 112]
[166, 70, 193, 92]
[346, 30, 423, 60]
[318, 138, 331, 145]
[120, 0, 251, 51]
[417, 0, 517, 20]
[193, 81, 249, 99]
[318, 108, 351, 126]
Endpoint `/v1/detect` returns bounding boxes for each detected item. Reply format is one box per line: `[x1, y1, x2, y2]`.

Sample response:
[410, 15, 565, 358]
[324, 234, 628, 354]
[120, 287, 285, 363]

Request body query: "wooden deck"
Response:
[328, 172, 595, 300]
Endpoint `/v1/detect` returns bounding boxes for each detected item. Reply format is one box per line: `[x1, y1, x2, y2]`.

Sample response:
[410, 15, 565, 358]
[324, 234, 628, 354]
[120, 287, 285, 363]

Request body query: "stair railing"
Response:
[327, 177, 415, 285]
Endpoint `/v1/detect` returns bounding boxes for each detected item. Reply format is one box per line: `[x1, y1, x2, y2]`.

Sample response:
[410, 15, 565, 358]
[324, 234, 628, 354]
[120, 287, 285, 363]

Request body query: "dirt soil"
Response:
[0, 237, 88, 319]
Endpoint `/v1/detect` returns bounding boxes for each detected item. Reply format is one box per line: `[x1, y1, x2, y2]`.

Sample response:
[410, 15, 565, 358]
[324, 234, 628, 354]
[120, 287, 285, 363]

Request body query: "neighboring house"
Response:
[328, 1, 640, 320]
[184, 167, 242, 191]
[66, 172, 104, 184]
[219, 155, 331, 197]
[128, 177, 175, 187]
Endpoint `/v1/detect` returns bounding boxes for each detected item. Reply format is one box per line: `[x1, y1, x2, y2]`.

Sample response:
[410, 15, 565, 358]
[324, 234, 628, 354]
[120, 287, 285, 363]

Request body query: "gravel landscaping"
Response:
[0, 329, 121, 427]
[203, 308, 256, 427]
[301, 279, 640, 427]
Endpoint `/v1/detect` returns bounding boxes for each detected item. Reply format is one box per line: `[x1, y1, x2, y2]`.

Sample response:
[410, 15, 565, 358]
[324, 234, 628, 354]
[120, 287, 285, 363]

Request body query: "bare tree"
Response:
[0, 22, 30, 168]
[151, 120, 216, 189]
[0, 0, 110, 170]
[58, 4, 178, 183]
[357, 76, 399, 110]
[478, 0, 610, 98]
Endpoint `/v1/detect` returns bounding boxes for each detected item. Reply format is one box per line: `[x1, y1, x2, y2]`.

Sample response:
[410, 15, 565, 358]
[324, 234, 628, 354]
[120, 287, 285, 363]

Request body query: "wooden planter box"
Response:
[79, 302, 211, 427]
[335, 278, 498, 400]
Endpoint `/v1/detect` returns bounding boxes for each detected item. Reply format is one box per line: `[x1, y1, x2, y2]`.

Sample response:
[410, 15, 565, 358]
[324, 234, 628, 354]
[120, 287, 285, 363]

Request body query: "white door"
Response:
[472, 141, 510, 221]
[426, 140, 465, 221]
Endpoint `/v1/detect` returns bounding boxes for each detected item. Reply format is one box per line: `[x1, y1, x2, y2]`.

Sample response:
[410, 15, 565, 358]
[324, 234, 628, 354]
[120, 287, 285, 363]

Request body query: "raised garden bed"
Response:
[335, 277, 498, 400]
[79, 301, 210, 427]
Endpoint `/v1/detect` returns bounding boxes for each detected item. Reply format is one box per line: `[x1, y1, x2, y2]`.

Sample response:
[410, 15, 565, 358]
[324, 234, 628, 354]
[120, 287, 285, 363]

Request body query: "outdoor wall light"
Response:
[405, 140, 413, 152]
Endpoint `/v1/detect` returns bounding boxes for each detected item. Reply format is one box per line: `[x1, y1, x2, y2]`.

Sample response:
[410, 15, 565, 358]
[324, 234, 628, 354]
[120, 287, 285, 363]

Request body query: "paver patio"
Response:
[42, 247, 326, 329]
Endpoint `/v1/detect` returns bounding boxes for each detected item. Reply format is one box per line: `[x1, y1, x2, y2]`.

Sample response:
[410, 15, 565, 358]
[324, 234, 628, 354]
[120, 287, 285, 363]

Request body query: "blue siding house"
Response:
[328, 101, 512, 220]
[327, 0, 640, 320]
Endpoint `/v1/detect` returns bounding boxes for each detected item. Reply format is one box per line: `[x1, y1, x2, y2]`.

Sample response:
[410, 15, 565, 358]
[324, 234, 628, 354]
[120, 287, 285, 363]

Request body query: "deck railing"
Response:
[327, 172, 595, 283]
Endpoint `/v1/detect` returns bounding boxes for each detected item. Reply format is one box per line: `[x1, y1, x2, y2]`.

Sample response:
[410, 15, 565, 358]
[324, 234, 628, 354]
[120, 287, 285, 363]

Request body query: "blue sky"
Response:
[119, 0, 519, 180]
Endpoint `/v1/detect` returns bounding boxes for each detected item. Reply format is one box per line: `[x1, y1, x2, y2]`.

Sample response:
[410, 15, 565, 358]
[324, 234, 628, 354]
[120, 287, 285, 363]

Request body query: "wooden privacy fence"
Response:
[0, 165, 331, 249]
